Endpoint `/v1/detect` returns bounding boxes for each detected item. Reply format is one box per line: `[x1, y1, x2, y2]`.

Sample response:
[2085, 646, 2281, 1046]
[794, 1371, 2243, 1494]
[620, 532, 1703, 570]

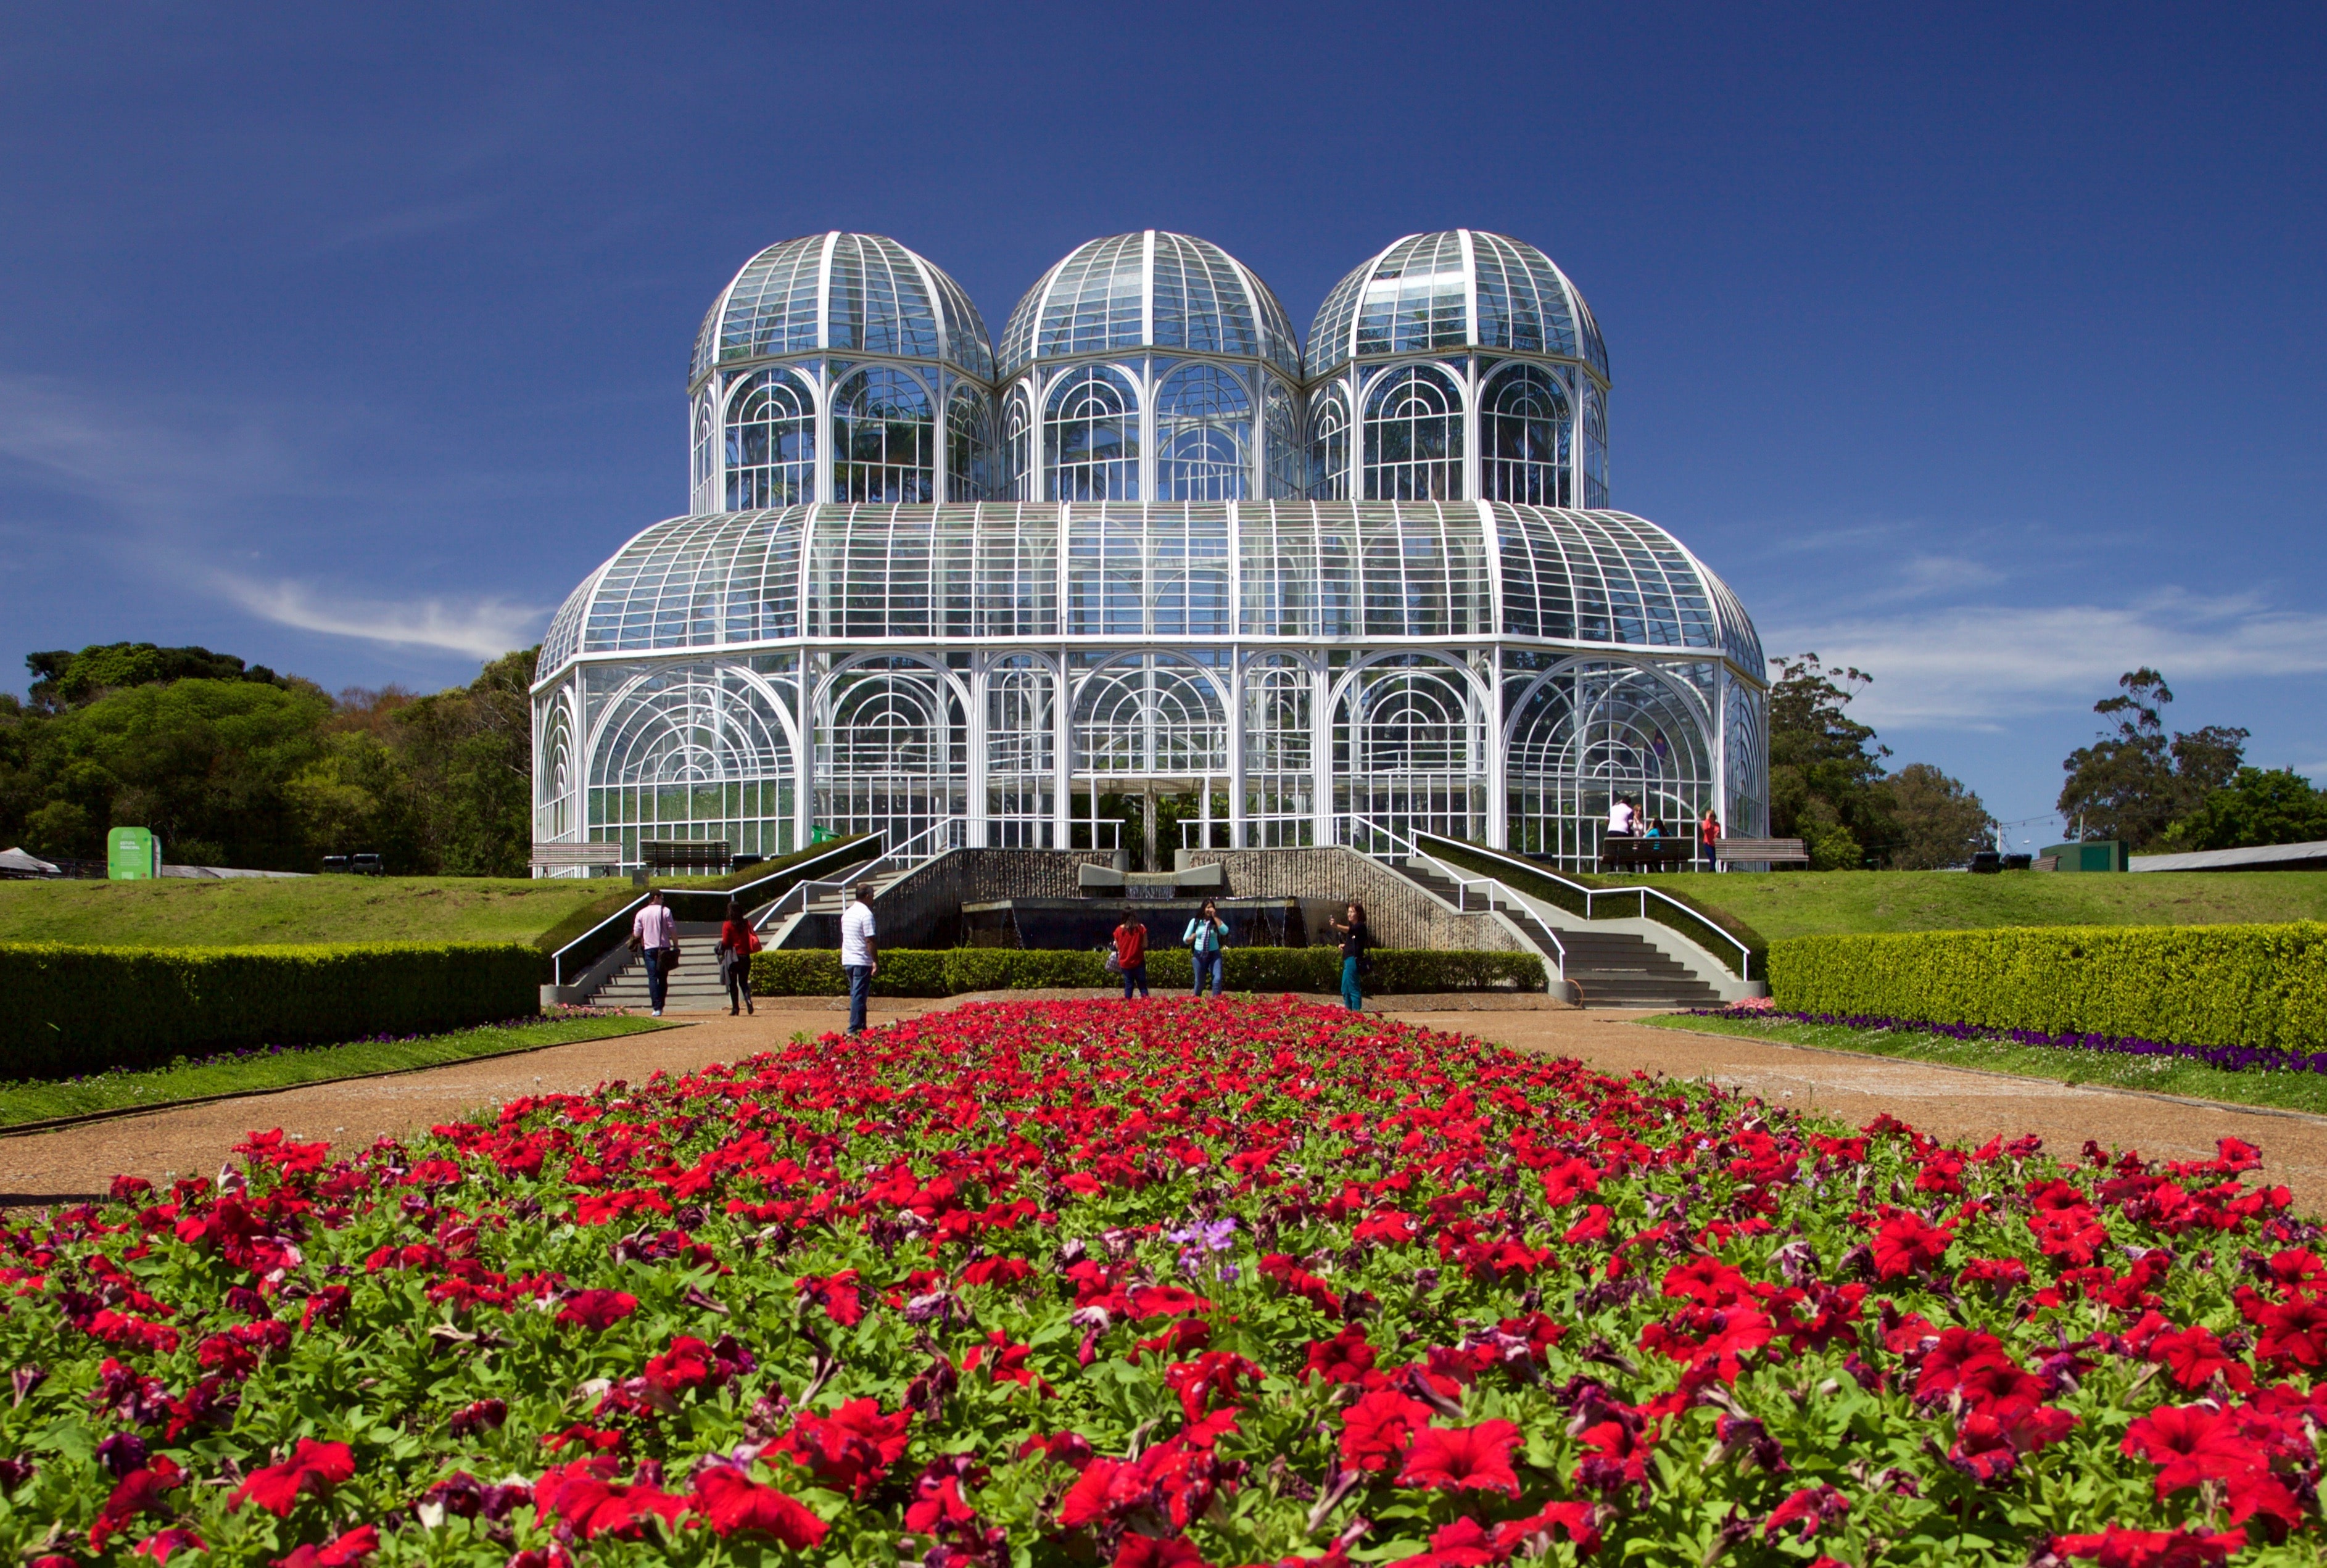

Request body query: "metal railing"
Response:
[751, 817, 968, 935]
[549, 834, 878, 988]
[1333, 814, 1566, 984]
[1401, 826, 1758, 981]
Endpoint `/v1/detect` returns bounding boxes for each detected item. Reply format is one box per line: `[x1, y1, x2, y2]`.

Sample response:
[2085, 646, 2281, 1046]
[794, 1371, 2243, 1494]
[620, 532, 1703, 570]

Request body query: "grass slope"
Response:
[1654, 869, 2327, 942]
[1641, 1010, 2327, 1118]
[0, 1013, 670, 1129]
[0, 877, 618, 948]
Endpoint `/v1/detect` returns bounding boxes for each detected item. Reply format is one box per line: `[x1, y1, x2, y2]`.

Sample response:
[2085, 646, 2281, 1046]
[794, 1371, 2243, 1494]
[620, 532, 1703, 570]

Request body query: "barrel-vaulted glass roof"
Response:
[538, 503, 1760, 685]
[1305, 230, 1609, 383]
[998, 232, 1301, 381]
[690, 232, 994, 386]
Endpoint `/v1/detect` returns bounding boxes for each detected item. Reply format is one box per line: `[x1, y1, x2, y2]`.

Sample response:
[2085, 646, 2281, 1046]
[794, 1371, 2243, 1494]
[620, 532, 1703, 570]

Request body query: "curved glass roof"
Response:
[539, 504, 1759, 684]
[998, 232, 1301, 381]
[1305, 230, 1609, 382]
[690, 233, 994, 386]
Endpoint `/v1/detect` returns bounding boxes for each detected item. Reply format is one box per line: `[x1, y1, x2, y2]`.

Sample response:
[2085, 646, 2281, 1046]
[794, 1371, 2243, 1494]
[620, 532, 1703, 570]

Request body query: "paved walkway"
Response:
[6, 1000, 2323, 1215]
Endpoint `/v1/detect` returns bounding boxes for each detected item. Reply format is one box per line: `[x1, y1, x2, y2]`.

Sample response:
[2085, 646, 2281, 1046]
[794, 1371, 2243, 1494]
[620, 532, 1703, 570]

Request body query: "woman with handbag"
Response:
[1328, 901, 1371, 1012]
[1183, 899, 1228, 999]
[717, 897, 760, 1017]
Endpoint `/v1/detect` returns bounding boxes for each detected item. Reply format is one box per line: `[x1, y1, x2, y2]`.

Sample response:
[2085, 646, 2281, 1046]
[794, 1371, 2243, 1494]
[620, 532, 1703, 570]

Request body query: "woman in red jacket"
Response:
[718, 897, 761, 1016]
[1113, 913, 1149, 1000]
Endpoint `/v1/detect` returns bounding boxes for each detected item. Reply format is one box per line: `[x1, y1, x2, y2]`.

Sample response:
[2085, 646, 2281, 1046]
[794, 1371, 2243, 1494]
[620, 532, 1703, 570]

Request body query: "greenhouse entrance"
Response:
[1068, 777, 1233, 872]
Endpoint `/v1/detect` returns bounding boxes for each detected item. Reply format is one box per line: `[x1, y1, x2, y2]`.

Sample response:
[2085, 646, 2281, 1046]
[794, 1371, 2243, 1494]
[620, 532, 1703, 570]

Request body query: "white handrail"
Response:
[1334, 814, 1565, 984]
[751, 819, 967, 934]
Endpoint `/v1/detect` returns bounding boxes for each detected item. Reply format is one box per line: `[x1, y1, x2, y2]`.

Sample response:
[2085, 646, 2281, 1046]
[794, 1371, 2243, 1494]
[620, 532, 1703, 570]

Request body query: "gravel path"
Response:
[6, 999, 2321, 1215]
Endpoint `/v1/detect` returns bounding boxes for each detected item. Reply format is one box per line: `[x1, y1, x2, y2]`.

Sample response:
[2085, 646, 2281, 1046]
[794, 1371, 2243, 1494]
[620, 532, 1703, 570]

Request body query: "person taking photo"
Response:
[1183, 899, 1228, 999]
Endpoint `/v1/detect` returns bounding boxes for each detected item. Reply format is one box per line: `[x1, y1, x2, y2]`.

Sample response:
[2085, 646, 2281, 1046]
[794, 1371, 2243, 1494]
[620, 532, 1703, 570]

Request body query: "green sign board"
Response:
[108, 825, 160, 880]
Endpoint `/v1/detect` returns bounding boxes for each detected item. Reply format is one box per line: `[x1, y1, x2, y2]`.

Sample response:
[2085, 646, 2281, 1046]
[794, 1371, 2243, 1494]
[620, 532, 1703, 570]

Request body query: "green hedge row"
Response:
[749, 946, 1547, 998]
[0, 942, 548, 1079]
[1767, 922, 2327, 1050]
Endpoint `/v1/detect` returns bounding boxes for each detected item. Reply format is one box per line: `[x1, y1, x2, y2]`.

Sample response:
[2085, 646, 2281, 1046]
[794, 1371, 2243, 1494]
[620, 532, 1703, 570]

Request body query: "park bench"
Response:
[1711, 837, 1809, 868]
[1597, 838, 1698, 873]
[529, 841, 623, 873]
[642, 840, 732, 875]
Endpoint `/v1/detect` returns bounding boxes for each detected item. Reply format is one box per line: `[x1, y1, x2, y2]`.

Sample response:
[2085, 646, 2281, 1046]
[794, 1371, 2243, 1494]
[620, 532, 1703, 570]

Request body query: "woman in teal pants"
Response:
[1329, 902, 1370, 1011]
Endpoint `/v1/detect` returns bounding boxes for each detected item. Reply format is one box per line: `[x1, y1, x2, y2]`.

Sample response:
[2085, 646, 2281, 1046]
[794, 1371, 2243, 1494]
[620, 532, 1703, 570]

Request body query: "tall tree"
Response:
[1881, 762, 1995, 870]
[2161, 767, 2327, 852]
[2057, 670, 2247, 848]
[1767, 653, 1895, 869]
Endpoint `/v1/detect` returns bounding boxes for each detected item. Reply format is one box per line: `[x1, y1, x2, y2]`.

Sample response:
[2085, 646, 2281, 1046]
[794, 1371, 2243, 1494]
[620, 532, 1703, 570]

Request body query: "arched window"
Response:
[1362, 365, 1462, 500]
[1334, 655, 1484, 841]
[832, 368, 935, 503]
[1582, 384, 1609, 510]
[725, 369, 816, 509]
[1002, 389, 1032, 501]
[690, 393, 716, 514]
[1308, 384, 1350, 500]
[1263, 378, 1303, 500]
[984, 656, 1055, 844]
[815, 658, 962, 844]
[1241, 654, 1313, 845]
[946, 384, 996, 502]
[1154, 364, 1250, 501]
[1073, 654, 1225, 776]
[1480, 365, 1571, 506]
[1044, 365, 1138, 501]
[1504, 662, 1713, 866]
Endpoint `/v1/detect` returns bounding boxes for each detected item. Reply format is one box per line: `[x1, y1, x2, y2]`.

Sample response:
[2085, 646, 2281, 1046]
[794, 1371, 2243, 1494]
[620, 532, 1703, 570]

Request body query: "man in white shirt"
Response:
[630, 891, 678, 1017]
[840, 883, 878, 1036]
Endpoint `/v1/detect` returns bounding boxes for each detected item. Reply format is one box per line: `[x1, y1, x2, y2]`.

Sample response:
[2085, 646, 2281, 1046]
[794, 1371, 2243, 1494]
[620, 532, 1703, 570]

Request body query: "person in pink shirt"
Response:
[629, 890, 679, 1017]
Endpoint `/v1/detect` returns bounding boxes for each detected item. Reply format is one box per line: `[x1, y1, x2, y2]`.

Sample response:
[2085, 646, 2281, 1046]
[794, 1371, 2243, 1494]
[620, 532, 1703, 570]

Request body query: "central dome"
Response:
[998, 231, 1300, 380]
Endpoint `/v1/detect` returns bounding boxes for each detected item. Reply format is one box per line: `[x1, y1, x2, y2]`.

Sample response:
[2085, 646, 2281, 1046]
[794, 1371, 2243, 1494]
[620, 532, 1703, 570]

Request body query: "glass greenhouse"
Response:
[535, 230, 1767, 872]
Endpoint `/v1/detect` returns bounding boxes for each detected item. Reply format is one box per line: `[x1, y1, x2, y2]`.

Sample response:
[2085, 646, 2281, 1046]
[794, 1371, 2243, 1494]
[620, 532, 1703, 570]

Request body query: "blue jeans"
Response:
[1191, 950, 1221, 997]
[846, 963, 872, 1034]
[1341, 955, 1362, 1011]
[1120, 962, 1149, 999]
[644, 947, 671, 1012]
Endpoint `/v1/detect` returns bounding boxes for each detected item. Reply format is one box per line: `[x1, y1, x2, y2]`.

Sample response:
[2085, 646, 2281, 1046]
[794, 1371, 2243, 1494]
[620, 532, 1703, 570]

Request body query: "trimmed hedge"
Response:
[1767, 922, 2327, 1052]
[0, 941, 548, 1078]
[750, 946, 1547, 998]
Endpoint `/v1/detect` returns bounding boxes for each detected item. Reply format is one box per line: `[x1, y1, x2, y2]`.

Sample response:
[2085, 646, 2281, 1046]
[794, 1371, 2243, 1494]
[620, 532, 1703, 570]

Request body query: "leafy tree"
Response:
[388, 648, 537, 877]
[1767, 653, 1895, 868]
[2160, 767, 2327, 852]
[2057, 669, 2247, 848]
[26, 642, 286, 714]
[1881, 761, 1996, 870]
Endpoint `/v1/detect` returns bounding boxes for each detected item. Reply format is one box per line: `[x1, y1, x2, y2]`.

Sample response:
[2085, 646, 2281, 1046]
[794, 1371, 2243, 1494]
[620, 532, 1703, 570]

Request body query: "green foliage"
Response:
[2057, 669, 2248, 849]
[1879, 760, 1996, 870]
[2162, 766, 2327, 852]
[0, 875, 620, 949]
[0, 941, 549, 1077]
[1767, 653, 1893, 864]
[1769, 922, 2327, 1051]
[748, 946, 1545, 997]
[24, 642, 288, 712]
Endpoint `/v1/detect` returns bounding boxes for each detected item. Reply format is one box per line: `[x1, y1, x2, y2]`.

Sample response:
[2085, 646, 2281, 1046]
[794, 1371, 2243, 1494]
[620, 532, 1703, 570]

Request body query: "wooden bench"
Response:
[1597, 838, 1698, 873]
[642, 840, 732, 874]
[1712, 837, 1809, 867]
[530, 841, 623, 872]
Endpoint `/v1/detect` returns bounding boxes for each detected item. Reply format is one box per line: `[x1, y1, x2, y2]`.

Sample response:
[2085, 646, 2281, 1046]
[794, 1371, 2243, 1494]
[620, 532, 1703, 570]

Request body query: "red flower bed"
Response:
[2, 997, 2322, 1566]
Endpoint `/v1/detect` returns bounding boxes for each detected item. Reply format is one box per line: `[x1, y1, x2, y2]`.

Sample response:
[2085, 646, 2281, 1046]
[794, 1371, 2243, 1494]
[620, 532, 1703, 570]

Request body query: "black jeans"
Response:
[724, 957, 753, 1012]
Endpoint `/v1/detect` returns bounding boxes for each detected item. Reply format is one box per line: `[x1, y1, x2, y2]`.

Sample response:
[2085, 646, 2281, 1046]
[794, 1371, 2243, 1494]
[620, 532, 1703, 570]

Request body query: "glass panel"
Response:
[1362, 365, 1463, 500]
[725, 369, 817, 509]
[1154, 364, 1251, 501]
[1044, 365, 1139, 501]
[831, 367, 935, 503]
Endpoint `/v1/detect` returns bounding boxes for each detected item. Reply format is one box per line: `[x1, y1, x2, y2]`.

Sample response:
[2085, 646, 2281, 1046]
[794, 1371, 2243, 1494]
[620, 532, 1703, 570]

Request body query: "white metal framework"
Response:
[537, 229, 1765, 873]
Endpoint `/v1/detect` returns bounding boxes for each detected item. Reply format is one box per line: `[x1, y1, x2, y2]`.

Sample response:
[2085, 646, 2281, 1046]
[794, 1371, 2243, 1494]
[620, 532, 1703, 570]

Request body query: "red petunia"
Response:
[533, 1458, 687, 1541]
[1538, 1156, 1601, 1206]
[1116, 1535, 1207, 1568]
[129, 1530, 205, 1565]
[688, 1466, 828, 1546]
[1396, 1420, 1522, 1496]
[1304, 1324, 1376, 1384]
[1764, 1485, 1850, 1540]
[2049, 1525, 2245, 1568]
[272, 1524, 379, 1568]
[2122, 1405, 2257, 1497]
[1871, 1213, 1953, 1279]
[774, 1398, 913, 1499]
[555, 1290, 639, 1331]
[2146, 1325, 2252, 1392]
[229, 1439, 357, 1516]
[1340, 1389, 1433, 1472]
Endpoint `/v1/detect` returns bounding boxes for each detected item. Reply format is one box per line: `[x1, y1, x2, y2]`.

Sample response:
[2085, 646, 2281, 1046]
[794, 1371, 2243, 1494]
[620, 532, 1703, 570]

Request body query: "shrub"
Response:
[0, 941, 546, 1078]
[750, 946, 1545, 997]
[1769, 921, 2327, 1051]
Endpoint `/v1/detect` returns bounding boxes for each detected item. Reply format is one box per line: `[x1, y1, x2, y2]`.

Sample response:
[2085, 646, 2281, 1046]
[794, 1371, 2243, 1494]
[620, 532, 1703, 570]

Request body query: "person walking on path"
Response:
[1329, 901, 1371, 1012]
[841, 883, 878, 1036]
[629, 890, 679, 1018]
[1183, 899, 1228, 999]
[1114, 912, 1149, 1000]
[717, 897, 760, 1017]
[1698, 807, 1721, 872]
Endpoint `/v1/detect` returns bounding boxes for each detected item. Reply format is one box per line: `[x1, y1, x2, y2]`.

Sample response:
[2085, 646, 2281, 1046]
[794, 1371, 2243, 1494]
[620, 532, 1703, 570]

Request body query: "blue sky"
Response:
[2, 2, 2321, 844]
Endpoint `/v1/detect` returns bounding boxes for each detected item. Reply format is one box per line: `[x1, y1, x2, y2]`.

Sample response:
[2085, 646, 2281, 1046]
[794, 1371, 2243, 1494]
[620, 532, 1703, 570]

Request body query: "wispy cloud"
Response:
[212, 574, 547, 660]
[0, 371, 299, 517]
[1764, 591, 2327, 728]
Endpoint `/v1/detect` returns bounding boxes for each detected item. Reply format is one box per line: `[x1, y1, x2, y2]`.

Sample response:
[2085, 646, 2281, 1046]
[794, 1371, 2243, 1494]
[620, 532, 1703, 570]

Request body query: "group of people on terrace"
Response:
[1606, 797, 1722, 872]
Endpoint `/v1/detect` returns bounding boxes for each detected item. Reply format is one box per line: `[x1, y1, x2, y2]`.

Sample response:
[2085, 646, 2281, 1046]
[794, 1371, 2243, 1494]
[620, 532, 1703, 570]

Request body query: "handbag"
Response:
[1103, 946, 1123, 975]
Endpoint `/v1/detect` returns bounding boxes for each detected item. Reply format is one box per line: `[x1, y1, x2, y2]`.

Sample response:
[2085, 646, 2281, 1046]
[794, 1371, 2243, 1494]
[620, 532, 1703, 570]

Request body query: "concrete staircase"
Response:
[587, 922, 740, 1013]
[760, 862, 922, 950]
[1389, 857, 1723, 1010]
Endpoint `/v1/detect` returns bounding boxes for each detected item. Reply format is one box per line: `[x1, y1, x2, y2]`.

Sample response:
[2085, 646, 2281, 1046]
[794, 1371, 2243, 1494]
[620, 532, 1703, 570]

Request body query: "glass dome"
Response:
[998, 232, 1300, 381]
[690, 233, 994, 386]
[1305, 231, 1608, 382]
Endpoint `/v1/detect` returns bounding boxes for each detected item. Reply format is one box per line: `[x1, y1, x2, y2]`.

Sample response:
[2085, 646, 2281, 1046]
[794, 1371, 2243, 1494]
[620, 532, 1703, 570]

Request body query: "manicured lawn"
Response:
[0, 875, 621, 947]
[0, 1012, 670, 1128]
[1640, 1009, 2327, 1117]
[1626, 867, 2327, 941]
